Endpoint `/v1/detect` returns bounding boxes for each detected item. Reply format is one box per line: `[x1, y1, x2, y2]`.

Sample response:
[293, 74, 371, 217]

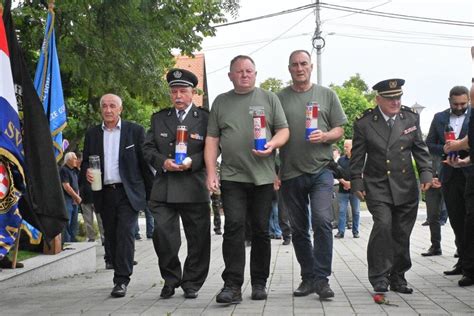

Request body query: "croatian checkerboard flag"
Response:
[0, 10, 25, 259]
[34, 9, 66, 162]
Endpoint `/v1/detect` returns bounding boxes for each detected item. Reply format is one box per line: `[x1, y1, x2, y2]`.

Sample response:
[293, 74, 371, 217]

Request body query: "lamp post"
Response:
[411, 102, 425, 115]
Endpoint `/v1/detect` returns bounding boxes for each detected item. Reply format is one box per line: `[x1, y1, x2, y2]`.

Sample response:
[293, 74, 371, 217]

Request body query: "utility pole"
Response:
[312, 0, 325, 85]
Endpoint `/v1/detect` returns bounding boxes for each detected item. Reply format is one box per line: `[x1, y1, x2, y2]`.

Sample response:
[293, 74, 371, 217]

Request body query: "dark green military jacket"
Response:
[350, 106, 432, 206]
[143, 105, 209, 203]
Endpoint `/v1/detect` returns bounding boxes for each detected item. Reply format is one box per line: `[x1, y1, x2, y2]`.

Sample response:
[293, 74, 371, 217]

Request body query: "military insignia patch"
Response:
[403, 126, 417, 135]
[389, 80, 397, 88]
[173, 70, 182, 78]
[190, 133, 204, 141]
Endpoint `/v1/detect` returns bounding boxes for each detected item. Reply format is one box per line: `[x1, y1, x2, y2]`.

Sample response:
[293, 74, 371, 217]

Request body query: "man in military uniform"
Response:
[350, 78, 432, 294]
[143, 68, 210, 299]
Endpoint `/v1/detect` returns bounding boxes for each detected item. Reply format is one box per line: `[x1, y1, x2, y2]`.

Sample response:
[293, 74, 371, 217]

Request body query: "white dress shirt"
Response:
[102, 119, 122, 185]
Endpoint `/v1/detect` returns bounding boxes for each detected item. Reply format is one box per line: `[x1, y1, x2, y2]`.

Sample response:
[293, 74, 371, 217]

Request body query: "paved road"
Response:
[1, 209, 473, 315]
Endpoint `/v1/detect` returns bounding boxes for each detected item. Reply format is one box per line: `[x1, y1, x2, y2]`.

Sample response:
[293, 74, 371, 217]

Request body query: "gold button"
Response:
[386, 160, 390, 164]
[402, 169, 406, 173]
[387, 171, 391, 175]
[168, 154, 172, 157]
[169, 142, 173, 146]
[401, 146, 404, 150]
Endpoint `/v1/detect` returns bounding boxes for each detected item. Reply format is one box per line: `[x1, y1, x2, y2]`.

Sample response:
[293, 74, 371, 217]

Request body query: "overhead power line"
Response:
[320, 3, 474, 27]
[214, 3, 474, 28]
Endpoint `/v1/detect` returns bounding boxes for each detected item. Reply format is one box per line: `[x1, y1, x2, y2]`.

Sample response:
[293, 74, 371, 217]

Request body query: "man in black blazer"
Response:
[81, 93, 152, 298]
[143, 69, 210, 299]
[426, 85, 474, 274]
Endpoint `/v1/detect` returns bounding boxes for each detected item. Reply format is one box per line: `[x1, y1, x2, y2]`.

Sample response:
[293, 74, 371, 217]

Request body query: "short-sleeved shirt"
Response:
[277, 84, 347, 181]
[60, 165, 79, 200]
[207, 87, 288, 185]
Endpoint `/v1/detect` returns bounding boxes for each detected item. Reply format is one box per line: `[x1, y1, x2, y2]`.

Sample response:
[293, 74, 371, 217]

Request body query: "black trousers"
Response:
[425, 187, 443, 249]
[462, 177, 474, 277]
[100, 186, 137, 285]
[366, 198, 418, 287]
[220, 181, 273, 287]
[442, 169, 467, 266]
[149, 201, 210, 291]
[277, 191, 292, 239]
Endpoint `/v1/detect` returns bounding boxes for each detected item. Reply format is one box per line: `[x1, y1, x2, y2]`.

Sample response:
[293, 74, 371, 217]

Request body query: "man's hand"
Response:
[308, 130, 327, 144]
[86, 168, 94, 184]
[339, 179, 351, 190]
[252, 140, 276, 157]
[355, 190, 366, 201]
[163, 159, 183, 172]
[273, 176, 281, 191]
[420, 182, 431, 192]
[74, 196, 82, 205]
[431, 177, 442, 189]
[444, 155, 471, 168]
[207, 172, 220, 193]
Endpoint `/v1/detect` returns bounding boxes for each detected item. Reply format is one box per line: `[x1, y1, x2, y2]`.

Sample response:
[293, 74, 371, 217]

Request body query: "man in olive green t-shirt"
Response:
[277, 50, 347, 299]
[205, 55, 289, 304]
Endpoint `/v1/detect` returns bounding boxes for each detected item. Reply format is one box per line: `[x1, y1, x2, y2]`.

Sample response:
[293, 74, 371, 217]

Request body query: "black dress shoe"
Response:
[421, 220, 429, 226]
[458, 275, 474, 287]
[216, 285, 242, 304]
[390, 284, 413, 294]
[314, 281, 335, 299]
[454, 250, 459, 258]
[373, 281, 388, 292]
[215, 229, 222, 235]
[183, 288, 198, 299]
[293, 280, 315, 296]
[251, 284, 268, 300]
[111, 283, 127, 297]
[105, 262, 114, 270]
[160, 285, 175, 298]
[444, 266, 462, 275]
[133, 260, 138, 266]
[421, 247, 442, 257]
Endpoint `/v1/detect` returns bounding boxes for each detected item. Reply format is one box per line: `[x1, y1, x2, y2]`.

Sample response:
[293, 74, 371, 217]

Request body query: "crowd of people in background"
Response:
[54, 50, 473, 301]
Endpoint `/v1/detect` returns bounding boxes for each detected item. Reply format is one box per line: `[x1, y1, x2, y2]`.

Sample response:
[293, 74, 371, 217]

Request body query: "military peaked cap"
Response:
[166, 68, 198, 88]
[372, 78, 405, 98]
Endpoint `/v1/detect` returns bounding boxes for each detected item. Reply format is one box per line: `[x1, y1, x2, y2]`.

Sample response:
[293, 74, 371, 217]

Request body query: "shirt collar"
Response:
[378, 106, 396, 122]
[102, 118, 122, 131]
[175, 103, 193, 117]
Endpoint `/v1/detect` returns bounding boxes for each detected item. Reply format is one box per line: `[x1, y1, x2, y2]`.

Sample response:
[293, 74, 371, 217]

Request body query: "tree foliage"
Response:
[11, 0, 239, 150]
[259, 77, 284, 93]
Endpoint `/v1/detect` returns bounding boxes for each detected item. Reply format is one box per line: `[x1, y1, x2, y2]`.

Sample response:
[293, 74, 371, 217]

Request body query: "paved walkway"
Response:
[1, 208, 474, 315]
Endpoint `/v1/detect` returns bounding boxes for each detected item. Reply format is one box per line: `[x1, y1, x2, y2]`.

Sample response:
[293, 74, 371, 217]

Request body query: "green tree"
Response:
[259, 77, 284, 93]
[12, 0, 240, 151]
[332, 85, 372, 141]
[342, 73, 375, 103]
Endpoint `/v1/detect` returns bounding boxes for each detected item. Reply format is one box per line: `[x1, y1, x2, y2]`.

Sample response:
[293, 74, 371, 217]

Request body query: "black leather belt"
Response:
[103, 183, 123, 189]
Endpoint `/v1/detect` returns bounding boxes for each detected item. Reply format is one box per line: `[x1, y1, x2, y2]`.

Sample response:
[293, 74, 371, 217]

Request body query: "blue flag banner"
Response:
[34, 9, 66, 162]
[0, 10, 25, 259]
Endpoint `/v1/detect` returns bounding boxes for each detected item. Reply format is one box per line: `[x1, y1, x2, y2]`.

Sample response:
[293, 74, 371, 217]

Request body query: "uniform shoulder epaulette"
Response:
[356, 108, 374, 121]
[197, 106, 209, 113]
[401, 105, 418, 114]
[152, 107, 173, 117]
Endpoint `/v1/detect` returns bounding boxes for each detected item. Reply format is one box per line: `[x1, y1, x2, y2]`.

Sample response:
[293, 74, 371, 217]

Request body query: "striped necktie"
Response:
[178, 110, 185, 123]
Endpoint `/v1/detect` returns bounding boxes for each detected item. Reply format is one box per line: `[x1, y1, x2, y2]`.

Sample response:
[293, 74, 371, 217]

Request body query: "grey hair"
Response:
[63, 152, 76, 166]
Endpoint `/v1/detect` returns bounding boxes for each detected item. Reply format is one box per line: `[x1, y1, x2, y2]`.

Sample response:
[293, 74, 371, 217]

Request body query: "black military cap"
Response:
[372, 78, 405, 98]
[166, 68, 198, 88]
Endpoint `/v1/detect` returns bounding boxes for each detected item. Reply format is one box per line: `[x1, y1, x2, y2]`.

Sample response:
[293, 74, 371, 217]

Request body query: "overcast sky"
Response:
[201, 0, 474, 133]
